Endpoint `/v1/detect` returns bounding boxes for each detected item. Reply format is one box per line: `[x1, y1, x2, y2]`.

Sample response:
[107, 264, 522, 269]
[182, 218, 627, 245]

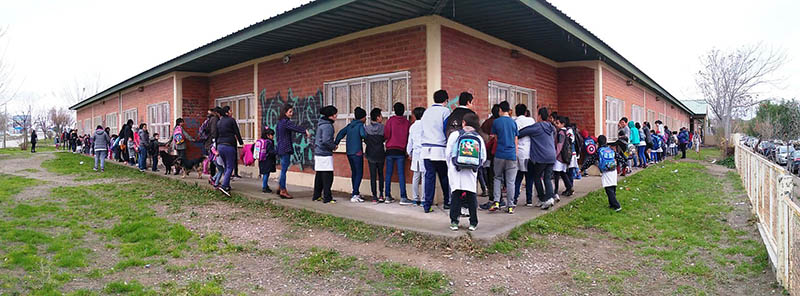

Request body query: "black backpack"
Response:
[559, 131, 572, 163]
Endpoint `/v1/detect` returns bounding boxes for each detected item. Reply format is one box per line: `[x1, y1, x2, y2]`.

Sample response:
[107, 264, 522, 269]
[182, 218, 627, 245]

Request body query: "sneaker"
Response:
[450, 223, 459, 231]
[93, 167, 97, 171]
[507, 207, 515, 214]
[376, 196, 385, 203]
[384, 196, 394, 203]
[443, 204, 450, 210]
[498, 200, 507, 208]
[101, 169, 104, 173]
[615, 207, 622, 212]
[541, 198, 554, 210]
[399, 198, 413, 205]
[218, 187, 231, 197]
[554, 194, 561, 203]
[468, 225, 477, 231]
[489, 202, 500, 212]
[265, 188, 273, 194]
[525, 203, 534, 207]
[425, 208, 435, 213]
[534, 200, 543, 207]
[139, 169, 145, 173]
[415, 200, 422, 207]
[479, 201, 493, 210]
[263, 188, 268, 193]
[324, 199, 337, 204]
[356, 195, 365, 202]
[563, 189, 574, 197]
[479, 191, 488, 197]
[351, 196, 364, 203]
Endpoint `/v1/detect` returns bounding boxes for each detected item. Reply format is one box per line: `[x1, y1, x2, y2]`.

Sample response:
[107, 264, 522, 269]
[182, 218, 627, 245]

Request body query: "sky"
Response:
[0, 0, 797, 115]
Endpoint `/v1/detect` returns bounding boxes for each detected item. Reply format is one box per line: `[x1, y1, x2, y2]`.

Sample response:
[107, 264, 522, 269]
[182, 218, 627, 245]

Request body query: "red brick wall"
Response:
[120, 77, 174, 128]
[209, 65, 253, 101]
[182, 76, 211, 158]
[440, 26, 558, 117]
[603, 68, 644, 124]
[256, 25, 427, 178]
[557, 66, 595, 134]
[91, 95, 120, 131]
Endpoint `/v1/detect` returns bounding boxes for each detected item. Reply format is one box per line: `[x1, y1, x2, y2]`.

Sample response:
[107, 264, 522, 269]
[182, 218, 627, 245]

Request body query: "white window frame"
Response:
[93, 116, 101, 130]
[488, 81, 536, 116]
[658, 113, 666, 125]
[647, 110, 655, 124]
[147, 102, 170, 140]
[106, 113, 118, 134]
[324, 71, 411, 128]
[605, 96, 624, 141]
[215, 94, 256, 141]
[123, 108, 138, 127]
[83, 120, 91, 136]
[631, 104, 644, 124]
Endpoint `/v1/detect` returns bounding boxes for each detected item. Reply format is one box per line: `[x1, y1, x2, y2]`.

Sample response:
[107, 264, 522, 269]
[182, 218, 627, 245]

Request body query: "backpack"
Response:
[584, 137, 597, 155]
[651, 134, 662, 150]
[598, 146, 617, 172]
[254, 139, 267, 161]
[452, 130, 482, 172]
[197, 118, 210, 142]
[173, 126, 184, 145]
[558, 131, 572, 163]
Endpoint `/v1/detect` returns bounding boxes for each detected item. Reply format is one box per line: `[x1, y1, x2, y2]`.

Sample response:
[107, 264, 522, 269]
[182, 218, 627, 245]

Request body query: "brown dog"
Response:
[175, 156, 206, 179]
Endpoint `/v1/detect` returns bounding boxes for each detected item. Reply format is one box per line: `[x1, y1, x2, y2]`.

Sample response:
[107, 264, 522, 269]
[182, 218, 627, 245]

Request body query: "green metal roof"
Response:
[70, 0, 694, 116]
[682, 100, 708, 115]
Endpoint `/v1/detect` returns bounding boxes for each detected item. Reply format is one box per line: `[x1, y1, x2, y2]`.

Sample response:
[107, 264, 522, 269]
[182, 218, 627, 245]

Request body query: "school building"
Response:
[70, 0, 694, 191]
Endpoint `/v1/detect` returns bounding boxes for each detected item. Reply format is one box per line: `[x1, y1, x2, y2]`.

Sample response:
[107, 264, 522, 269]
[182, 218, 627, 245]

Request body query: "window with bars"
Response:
[647, 110, 655, 124]
[147, 102, 170, 139]
[93, 116, 101, 130]
[631, 104, 644, 123]
[216, 94, 256, 141]
[605, 96, 624, 140]
[658, 113, 666, 125]
[324, 71, 410, 131]
[488, 81, 536, 115]
[106, 113, 118, 134]
[123, 108, 138, 127]
[83, 120, 91, 136]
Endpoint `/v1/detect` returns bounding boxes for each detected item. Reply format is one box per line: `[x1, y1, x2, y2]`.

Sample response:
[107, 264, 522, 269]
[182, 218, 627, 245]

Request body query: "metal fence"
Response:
[734, 134, 798, 293]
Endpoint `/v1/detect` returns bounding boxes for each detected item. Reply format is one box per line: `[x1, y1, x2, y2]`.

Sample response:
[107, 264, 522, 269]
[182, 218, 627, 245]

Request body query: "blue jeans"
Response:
[637, 145, 647, 167]
[514, 161, 534, 205]
[278, 154, 291, 189]
[151, 152, 159, 171]
[262, 172, 271, 190]
[423, 159, 450, 211]
[384, 155, 407, 199]
[218, 144, 237, 190]
[347, 154, 364, 196]
[94, 150, 108, 170]
[138, 146, 147, 170]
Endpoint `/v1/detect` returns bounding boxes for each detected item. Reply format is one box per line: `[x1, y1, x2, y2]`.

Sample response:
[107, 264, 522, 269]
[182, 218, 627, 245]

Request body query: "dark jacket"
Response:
[314, 117, 336, 157]
[137, 129, 150, 148]
[31, 132, 37, 144]
[335, 120, 366, 156]
[216, 116, 243, 147]
[678, 130, 689, 144]
[258, 138, 277, 174]
[364, 122, 385, 162]
[444, 106, 476, 137]
[276, 118, 306, 156]
[580, 144, 629, 172]
[518, 121, 556, 164]
[119, 124, 133, 144]
[203, 115, 219, 149]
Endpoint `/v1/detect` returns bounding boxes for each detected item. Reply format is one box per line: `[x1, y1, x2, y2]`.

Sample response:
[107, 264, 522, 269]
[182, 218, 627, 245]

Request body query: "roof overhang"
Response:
[70, 0, 694, 115]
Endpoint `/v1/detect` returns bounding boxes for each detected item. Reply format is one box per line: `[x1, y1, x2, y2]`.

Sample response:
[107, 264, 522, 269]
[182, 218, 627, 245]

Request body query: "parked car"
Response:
[776, 145, 795, 165]
[789, 151, 800, 175]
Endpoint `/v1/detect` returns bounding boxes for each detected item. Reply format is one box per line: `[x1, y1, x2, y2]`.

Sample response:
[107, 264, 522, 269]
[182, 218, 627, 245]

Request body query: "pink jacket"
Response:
[384, 115, 410, 152]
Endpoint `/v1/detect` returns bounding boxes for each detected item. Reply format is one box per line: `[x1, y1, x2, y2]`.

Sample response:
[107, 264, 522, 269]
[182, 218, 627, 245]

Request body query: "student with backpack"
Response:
[384, 103, 411, 205]
[313, 106, 337, 203]
[365, 108, 387, 203]
[255, 127, 277, 194]
[335, 107, 368, 203]
[553, 116, 573, 198]
[580, 135, 628, 212]
[420, 90, 452, 213]
[678, 128, 689, 159]
[165, 118, 195, 174]
[149, 133, 160, 172]
[406, 107, 426, 206]
[650, 132, 663, 163]
[446, 113, 486, 231]
[200, 108, 220, 176]
[490, 101, 518, 214]
[513, 103, 535, 207]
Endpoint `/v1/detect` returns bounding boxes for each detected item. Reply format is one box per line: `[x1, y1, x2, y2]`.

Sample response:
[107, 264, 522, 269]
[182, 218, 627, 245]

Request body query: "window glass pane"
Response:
[238, 99, 246, 120]
[349, 83, 362, 111]
[334, 86, 348, 113]
[370, 80, 388, 112]
[334, 118, 347, 132]
[391, 79, 407, 108]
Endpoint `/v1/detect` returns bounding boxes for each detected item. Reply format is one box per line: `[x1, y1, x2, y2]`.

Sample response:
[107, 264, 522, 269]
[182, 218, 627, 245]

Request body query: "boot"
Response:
[279, 189, 293, 199]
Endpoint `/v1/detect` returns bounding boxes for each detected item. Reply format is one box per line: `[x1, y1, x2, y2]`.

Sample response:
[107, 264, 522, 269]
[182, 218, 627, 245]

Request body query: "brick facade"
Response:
[557, 66, 595, 134]
[182, 76, 211, 158]
[441, 26, 558, 117]
[120, 77, 174, 128]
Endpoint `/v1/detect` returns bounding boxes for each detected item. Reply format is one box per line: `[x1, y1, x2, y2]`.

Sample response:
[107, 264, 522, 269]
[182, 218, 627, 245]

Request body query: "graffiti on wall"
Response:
[260, 88, 323, 170]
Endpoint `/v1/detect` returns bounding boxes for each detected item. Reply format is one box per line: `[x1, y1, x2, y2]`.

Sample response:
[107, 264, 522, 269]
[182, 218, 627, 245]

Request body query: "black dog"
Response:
[175, 156, 206, 179]
[160, 151, 177, 175]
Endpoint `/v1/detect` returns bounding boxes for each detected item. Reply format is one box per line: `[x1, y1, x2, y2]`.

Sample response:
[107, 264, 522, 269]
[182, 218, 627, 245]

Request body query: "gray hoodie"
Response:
[518, 121, 556, 164]
[92, 129, 112, 151]
[314, 117, 336, 157]
[138, 129, 150, 148]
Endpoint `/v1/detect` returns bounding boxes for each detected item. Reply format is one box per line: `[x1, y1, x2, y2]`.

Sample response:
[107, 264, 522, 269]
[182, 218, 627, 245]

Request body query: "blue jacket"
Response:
[518, 121, 556, 164]
[335, 120, 366, 155]
[628, 121, 640, 144]
[678, 130, 689, 144]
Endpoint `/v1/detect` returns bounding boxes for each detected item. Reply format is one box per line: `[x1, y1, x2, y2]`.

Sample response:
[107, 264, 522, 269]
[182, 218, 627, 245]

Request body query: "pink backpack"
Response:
[241, 144, 255, 166]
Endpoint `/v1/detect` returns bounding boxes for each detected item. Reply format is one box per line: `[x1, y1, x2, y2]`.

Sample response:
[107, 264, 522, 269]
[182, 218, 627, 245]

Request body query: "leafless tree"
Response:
[48, 107, 74, 136]
[696, 44, 787, 140]
[60, 73, 103, 105]
[34, 108, 51, 139]
[11, 105, 32, 150]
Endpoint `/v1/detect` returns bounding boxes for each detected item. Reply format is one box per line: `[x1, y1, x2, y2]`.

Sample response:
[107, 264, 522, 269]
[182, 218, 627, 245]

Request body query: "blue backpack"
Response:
[452, 130, 482, 172]
[651, 134, 662, 150]
[598, 146, 617, 172]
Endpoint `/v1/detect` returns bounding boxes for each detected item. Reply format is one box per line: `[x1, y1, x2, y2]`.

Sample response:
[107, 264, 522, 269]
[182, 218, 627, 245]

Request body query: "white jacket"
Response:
[446, 127, 487, 193]
[419, 104, 451, 161]
[406, 120, 425, 172]
[515, 115, 535, 160]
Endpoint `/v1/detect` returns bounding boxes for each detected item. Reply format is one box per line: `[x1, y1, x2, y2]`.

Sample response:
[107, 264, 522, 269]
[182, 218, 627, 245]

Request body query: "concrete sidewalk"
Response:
[156, 167, 641, 242]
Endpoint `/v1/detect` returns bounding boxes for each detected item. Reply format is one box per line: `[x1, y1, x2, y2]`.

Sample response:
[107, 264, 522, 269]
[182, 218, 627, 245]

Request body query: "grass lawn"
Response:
[489, 159, 771, 293]
[0, 145, 56, 157]
[691, 146, 722, 162]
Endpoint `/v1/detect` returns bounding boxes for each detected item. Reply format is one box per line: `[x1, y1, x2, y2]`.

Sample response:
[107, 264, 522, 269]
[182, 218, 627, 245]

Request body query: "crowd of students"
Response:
[74, 88, 696, 232]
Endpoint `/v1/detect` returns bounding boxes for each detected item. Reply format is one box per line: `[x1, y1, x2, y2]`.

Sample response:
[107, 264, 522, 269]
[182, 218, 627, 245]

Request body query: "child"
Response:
[365, 108, 387, 203]
[313, 106, 338, 203]
[149, 133, 160, 172]
[406, 107, 426, 206]
[255, 127, 277, 193]
[446, 113, 486, 231]
[211, 143, 225, 188]
[580, 135, 628, 212]
[335, 107, 367, 203]
[165, 118, 195, 173]
[553, 116, 573, 199]
[490, 101, 518, 214]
